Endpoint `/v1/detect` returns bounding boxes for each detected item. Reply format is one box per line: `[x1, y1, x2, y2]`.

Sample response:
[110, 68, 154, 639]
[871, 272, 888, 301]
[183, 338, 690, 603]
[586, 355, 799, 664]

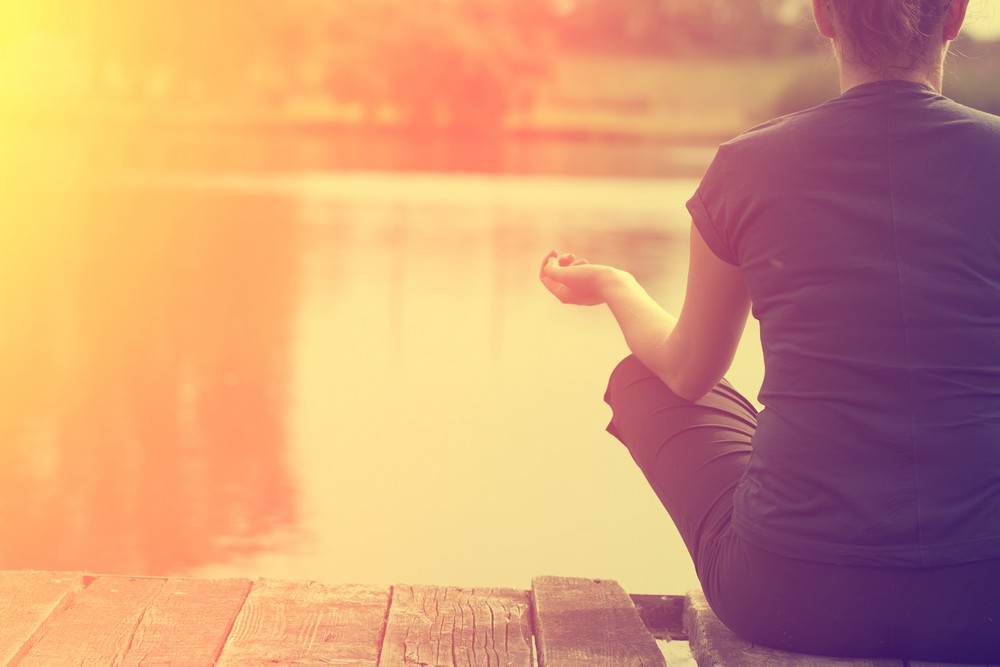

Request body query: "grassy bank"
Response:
[516, 53, 837, 142]
[5, 47, 997, 147]
[520, 44, 1000, 142]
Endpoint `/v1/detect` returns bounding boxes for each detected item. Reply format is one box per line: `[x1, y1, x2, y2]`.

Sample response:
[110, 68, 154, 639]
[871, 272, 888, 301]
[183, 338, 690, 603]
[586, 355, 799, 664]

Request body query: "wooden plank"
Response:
[119, 577, 251, 666]
[0, 570, 84, 665]
[380, 584, 534, 667]
[216, 578, 388, 666]
[684, 590, 904, 667]
[532, 575, 665, 667]
[17, 575, 164, 667]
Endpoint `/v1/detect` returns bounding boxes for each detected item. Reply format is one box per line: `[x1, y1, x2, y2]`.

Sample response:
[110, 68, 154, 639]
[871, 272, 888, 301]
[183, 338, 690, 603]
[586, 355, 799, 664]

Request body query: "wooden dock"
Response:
[3, 570, 994, 666]
[0, 570, 687, 666]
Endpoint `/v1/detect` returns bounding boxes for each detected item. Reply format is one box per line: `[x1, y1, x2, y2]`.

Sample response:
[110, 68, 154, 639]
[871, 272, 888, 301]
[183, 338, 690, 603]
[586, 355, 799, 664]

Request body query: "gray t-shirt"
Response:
[688, 80, 1000, 566]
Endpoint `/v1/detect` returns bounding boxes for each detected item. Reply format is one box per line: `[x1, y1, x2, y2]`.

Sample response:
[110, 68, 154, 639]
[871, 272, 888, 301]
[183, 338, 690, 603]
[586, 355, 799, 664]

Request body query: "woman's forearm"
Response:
[601, 270, 684, 393]
[541, 253, 711, 400]
[541, 230, 750, 402]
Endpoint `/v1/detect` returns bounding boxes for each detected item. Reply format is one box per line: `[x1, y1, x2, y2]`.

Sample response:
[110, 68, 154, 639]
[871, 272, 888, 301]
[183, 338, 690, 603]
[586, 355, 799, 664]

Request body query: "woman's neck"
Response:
[837, 49, 945, 94]
[839, 66, 943, 94]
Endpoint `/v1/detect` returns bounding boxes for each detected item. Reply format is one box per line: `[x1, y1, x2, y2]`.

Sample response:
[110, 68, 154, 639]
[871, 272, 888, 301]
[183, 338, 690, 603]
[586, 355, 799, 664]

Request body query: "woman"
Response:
[541, 0, 1000, 661]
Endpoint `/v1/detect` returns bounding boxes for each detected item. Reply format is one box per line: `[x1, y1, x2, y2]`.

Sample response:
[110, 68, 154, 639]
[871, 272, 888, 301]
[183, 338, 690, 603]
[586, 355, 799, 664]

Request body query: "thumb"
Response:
[540, 250, 558, 280]
[542, 257, 571, 281]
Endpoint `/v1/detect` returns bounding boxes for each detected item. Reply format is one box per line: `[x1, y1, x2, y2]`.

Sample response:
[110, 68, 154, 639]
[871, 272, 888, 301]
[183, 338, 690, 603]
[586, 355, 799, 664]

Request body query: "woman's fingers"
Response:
[540, 252, 614, 307]
[544, 256, 571, 279]
[542, 253, 590, 279]
[540, 250, 558, 279]
[543, 251, 590, 269]
[541, 251, 593, 305]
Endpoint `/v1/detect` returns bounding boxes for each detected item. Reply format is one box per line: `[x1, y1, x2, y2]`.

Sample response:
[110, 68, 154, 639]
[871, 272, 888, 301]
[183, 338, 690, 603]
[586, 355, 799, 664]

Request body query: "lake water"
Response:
[0, 167, 763, 596]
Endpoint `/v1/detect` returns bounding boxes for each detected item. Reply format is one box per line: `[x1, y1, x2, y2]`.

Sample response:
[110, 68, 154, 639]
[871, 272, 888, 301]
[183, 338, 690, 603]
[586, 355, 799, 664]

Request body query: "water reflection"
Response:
[0, 185, 298, 574]
[5, 126, 715, 179]
[0, 173, 762, 594]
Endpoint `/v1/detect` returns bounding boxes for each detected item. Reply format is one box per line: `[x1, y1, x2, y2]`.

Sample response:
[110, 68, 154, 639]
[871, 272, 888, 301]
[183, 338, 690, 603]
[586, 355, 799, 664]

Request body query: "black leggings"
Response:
[604, 355, 1000, 662]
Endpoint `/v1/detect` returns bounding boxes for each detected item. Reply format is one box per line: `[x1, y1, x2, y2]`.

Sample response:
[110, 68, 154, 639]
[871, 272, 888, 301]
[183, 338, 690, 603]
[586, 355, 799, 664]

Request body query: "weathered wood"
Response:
[216, 578, 388, 667]
[10, 570, 993, 667]
[380, 584, 534, 667]
[631, 593, 688, 640]
[532, 575, 665, 667]
[17, 576, 164, 666]
[0, 570, 84, 665]
[121, 577, 251, 666]
[684, 590, 904, 667]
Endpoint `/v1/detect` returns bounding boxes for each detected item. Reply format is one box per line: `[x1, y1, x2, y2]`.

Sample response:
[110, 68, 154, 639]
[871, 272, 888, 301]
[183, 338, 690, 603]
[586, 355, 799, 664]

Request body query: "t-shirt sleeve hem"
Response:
[686, 190, 738, 266]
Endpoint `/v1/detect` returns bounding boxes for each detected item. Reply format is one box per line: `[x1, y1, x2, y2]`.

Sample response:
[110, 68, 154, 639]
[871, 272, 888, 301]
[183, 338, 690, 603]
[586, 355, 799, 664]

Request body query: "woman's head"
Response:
[813, 0, 970, 79]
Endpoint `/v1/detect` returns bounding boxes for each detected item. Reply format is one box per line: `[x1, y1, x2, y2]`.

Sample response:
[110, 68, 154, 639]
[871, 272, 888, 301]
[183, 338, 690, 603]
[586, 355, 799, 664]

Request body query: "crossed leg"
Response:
[603, 355, 1000, 661]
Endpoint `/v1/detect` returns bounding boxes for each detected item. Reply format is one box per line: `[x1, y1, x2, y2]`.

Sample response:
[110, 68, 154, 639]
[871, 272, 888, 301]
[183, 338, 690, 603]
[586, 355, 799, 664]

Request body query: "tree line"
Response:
[7, 0, 985, 129]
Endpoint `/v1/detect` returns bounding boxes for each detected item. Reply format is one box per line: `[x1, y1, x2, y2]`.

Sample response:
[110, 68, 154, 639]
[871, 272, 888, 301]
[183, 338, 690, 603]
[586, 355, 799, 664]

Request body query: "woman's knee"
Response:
[604, 355, 683, 410]
[604, 355, 757, 452]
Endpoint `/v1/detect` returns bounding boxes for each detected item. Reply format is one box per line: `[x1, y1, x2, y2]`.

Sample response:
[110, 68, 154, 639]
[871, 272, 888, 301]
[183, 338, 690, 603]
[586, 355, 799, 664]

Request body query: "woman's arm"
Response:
[541, 223, 751, 401]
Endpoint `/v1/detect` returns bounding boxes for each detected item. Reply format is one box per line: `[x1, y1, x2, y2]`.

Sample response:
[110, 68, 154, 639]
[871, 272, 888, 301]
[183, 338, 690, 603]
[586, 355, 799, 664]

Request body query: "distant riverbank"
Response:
[4, 54, 824, 140]
[4, 50, 997, 181]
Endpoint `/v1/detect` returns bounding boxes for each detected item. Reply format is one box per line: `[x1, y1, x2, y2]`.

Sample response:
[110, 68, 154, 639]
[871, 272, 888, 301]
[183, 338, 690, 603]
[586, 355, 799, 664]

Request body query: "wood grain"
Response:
[532, 575, 664, 667]
[216, 578, 388, 666]
[11, 571, 992, 667]
[16, 576, 164, 667]
[380, 584, 534, 667]
[120, 577, 251, 666]
[0, 570, 83, 666]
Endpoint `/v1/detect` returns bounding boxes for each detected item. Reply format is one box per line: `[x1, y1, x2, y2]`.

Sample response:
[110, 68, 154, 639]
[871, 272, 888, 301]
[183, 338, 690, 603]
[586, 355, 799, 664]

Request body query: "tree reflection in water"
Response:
[0, 170, 759, 593]
[0, 183, 298, 575]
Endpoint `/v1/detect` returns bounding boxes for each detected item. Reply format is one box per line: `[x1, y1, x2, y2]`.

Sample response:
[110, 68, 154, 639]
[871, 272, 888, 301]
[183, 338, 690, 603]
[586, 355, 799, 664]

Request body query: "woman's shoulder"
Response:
[934, 96, 1000, 133]
[716, 96, 843, 162]
[709, 104, 833, 176]
[717, 88, 1000, 168]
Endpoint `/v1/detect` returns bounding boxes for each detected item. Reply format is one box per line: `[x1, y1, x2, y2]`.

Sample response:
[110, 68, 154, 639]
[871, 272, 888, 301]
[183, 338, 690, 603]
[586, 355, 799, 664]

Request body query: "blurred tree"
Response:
[3, 0, 554, 130]
[51, 0, 292, 101]
[554, 0, 817, 55]
[321, 0, 553, 131]
[1, 0, 835, 129]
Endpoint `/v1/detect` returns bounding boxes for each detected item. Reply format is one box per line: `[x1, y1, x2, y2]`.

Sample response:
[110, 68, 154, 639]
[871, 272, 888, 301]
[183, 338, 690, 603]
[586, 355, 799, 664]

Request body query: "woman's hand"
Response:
[539, 250, 627, 306]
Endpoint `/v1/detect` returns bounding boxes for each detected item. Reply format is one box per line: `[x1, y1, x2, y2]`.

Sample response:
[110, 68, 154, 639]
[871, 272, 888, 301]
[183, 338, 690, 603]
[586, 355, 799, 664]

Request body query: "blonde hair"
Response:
[829, 0, 951, 72]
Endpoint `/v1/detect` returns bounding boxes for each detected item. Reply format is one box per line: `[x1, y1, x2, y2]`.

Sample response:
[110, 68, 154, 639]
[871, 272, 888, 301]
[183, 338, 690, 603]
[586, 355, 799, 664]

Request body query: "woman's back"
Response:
[542, 0, 1000, 658]
[690, 79, 1000, 566]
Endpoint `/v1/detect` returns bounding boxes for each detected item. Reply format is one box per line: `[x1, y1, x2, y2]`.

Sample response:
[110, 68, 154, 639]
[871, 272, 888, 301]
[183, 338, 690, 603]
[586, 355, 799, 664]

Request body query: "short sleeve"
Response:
[685, 146, 739, 266]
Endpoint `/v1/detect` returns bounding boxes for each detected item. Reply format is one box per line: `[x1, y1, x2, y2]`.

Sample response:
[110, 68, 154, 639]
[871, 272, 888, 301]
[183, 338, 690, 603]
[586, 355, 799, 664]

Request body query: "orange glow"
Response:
[0, 166, 761, 596]
[0, 0, 992, 596]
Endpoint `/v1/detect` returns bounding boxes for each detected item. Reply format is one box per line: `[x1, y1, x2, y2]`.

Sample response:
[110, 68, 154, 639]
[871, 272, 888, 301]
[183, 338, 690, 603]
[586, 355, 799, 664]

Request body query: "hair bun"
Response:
[829, 0, 950, 71]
